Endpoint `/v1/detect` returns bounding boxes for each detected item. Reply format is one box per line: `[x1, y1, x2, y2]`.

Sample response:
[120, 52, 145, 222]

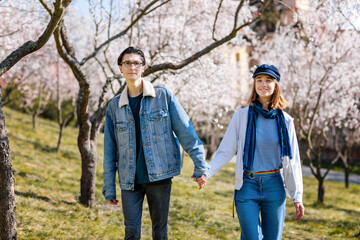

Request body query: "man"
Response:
[102, 47, 209, 240]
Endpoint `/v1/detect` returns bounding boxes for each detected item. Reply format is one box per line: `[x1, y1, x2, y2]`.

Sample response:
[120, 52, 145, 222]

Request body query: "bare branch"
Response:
[142, 0, 171, 16]
[0, 0, 72, 77]
[0, 29, 20, 38]
[53, 23, 90, 125]
[142, 0, 271, 76]
[80, 0, 167, 65]
[59, 24, 77, 60]
[97, 76, 112, 111]
[337, 5, 358, 31]
[103, 50, 117, 76]
[38, 0, 53, 15]
[143, 19, 258, 76]
[212, 0, 224, 41]
[95, 56, 109, 79]
[233, 0, 246, 30]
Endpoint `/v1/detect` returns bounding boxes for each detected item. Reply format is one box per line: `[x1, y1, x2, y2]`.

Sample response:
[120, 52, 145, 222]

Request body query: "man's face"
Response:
[119, 53, 145, 82]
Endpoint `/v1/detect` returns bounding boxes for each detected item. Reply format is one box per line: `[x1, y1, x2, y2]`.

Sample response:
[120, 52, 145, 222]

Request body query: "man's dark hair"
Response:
[117, 47, 146, 66]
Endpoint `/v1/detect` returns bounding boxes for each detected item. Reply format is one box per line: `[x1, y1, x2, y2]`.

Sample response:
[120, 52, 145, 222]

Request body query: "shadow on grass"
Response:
[33, 142, 56, 152]
[307, 202, 360, 216]
[15, 190, 76, 206]
[15, 190, 51, 202]
[61, 149, 80, 160]
[9, 134, 57, 153]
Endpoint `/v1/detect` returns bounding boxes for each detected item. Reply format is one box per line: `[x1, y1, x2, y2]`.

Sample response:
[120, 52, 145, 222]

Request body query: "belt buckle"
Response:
[249, 173, 255, 179]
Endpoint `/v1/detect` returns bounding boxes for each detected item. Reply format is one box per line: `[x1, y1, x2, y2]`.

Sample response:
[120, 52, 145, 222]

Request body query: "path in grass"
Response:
[302, 166, 360, 185]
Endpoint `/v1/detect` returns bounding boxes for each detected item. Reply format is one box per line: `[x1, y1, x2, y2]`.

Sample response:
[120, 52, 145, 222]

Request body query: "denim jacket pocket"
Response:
[148, 110, 169, 136]
[116, 122, 128, 146]
[149, 110, 168, 120]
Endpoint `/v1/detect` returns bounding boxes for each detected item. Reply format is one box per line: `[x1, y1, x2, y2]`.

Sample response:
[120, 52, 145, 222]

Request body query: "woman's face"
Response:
[254, 74, 276, 101]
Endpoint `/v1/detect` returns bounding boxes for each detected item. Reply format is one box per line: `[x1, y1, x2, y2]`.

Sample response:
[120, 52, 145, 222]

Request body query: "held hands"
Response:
[294, 202, 305, 221]
[108, 199, 119, 205]
[191, 175, 208, 190]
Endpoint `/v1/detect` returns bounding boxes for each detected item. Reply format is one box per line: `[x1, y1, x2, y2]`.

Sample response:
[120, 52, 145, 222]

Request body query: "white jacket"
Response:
[209, 106, 303, 203]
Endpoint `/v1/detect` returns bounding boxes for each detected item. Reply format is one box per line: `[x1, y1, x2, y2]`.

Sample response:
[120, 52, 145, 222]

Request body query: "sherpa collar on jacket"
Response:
[118, 80, 156, 108]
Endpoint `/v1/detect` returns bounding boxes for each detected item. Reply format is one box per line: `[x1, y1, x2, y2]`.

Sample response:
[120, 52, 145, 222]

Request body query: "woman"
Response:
[197, 64, 304, 239]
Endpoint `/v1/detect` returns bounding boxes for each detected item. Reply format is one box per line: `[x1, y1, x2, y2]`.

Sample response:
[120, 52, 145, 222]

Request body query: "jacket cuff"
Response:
[103, 190, 116, 200]
[192, 169, 210, 178]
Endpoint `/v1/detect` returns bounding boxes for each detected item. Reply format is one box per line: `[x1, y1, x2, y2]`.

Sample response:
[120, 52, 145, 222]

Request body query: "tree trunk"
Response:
[206, 133, 218, 160]
[78, 123, 99, 208]
[32, 114, 36, 129]
[56, 124, 64, 152]
[0, 105, 17, 240]
[340, 155, 350, 189]
[344, 167, 350, 188]
[317, 178, 325, 204]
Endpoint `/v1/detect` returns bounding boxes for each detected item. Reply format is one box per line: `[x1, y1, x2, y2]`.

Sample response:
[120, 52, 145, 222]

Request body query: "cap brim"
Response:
[253, 71, 279, 81]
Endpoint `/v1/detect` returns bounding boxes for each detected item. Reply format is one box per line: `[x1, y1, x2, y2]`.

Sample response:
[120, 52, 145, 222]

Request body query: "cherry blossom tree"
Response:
[17, 46, 57, 129]
[157, 50, 241, 159]
[252, 0, 360, 203]
[329, 106, 360, 188]
[54, 57, 77, 151]
[43, 0, 271, 207]
[0, 1, 71, 238]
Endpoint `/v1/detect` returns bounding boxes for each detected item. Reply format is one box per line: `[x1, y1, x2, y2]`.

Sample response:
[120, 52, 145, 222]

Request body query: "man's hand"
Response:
[191, 175, 208, 190]
[108, 199, 119, 205]
[294, 202, 305, 221]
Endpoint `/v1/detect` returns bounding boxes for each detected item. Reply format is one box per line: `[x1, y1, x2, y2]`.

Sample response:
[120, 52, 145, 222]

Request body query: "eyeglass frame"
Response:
[120, 61, 144, 68]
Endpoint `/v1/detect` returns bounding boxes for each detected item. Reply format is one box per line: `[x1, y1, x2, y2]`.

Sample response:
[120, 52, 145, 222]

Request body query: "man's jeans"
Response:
[121, 179, 172, 240]
[235, 172, 286, 240]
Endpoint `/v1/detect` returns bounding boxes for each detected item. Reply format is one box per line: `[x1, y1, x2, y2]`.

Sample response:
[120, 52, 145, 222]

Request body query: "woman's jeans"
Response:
[235, 172, 286, 240]
[121, 179, 172, 240]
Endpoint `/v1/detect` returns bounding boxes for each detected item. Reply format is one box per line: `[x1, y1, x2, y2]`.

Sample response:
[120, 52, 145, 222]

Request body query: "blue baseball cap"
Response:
[252, 64, 281, 82]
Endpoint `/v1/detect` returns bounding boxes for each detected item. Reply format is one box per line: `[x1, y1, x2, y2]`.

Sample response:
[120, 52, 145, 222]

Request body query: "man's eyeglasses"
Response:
[121, 61, 143, 68]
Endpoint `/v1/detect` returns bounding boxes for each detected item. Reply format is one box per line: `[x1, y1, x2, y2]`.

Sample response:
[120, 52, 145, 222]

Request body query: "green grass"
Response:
[4, 107, 360, 239]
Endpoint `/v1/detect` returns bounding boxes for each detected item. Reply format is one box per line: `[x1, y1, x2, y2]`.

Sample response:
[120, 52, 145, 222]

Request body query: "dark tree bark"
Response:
[0, 0, 72, 237]
[317, 178, 325, 204]
[344, 166, 350, 188]
[332, 124, 358, 189]
[0, 97, 16, 240]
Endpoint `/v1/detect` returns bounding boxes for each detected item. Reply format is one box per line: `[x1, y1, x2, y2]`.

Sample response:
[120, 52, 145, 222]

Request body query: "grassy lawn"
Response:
[4, 107, 360, 239]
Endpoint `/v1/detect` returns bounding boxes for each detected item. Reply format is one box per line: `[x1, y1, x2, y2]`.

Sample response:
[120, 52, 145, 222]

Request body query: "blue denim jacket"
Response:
[102, 80, 210, 200]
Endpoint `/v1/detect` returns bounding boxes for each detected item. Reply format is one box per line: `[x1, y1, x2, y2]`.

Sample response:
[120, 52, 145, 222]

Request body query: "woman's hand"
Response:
[294, 202, 305, 221]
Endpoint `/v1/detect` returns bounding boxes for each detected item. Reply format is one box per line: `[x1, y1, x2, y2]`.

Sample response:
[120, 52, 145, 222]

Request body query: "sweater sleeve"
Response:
[282, 119, 303, 203]
[208, 111, 240, 178]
